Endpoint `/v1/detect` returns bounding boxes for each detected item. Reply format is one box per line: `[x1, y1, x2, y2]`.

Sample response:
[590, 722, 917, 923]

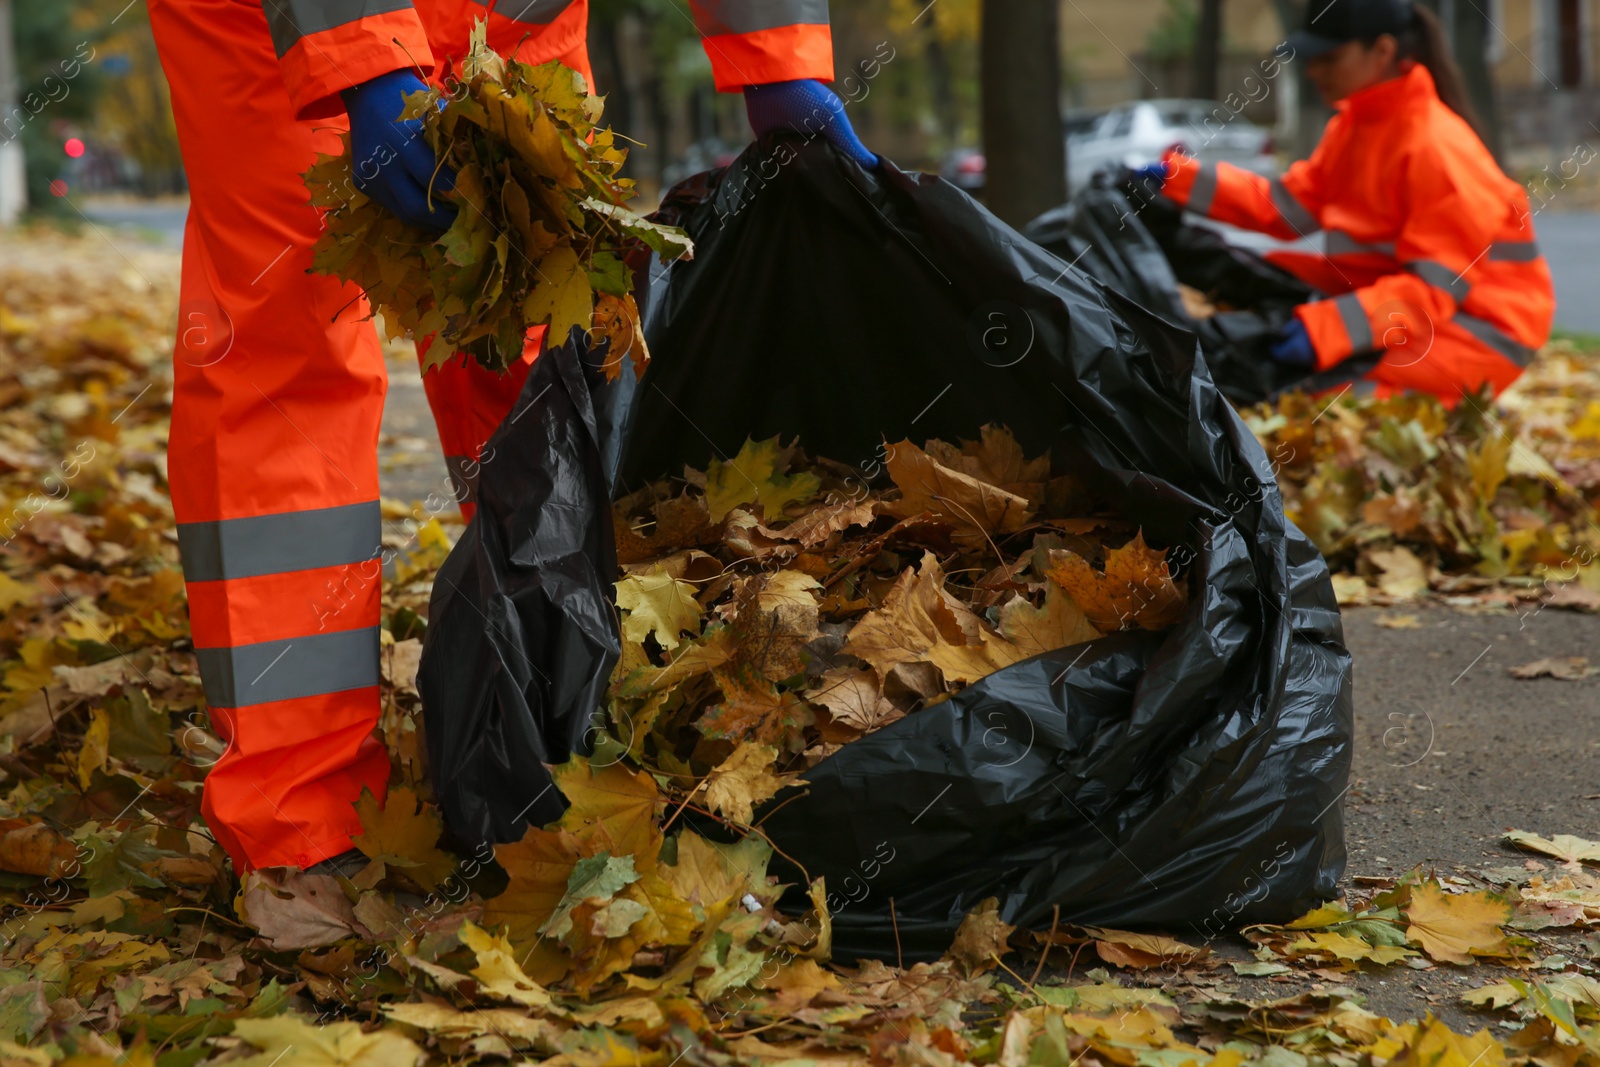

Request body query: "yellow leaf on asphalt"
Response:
[1405, 883, 1512, 964]
[1507, 830, 1600, 865]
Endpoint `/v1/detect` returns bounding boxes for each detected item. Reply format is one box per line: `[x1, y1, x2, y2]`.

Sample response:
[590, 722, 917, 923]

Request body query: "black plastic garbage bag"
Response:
[420, 135, 1353, 963]
[1025, 179, 1378, 404]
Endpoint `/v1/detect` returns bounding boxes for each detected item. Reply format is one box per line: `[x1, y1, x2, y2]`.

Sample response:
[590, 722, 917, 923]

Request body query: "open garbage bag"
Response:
[1026, 178, 1378, 404]
[420, 136, 1353, 962]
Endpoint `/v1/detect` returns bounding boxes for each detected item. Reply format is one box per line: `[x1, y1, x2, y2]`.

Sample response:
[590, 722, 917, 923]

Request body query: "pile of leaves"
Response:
[304, 20, 692, 374]
[603, 431, 1186, 800]
[1244, 339, 1600, 606]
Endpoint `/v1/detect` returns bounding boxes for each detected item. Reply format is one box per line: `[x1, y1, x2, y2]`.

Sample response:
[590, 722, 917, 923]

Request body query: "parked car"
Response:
[1067, 99, 1278, 191]
[939, 147, 988, 193]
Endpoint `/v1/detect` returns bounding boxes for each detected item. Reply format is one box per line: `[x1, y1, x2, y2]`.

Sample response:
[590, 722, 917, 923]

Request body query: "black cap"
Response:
[1286, 0, 1414, 59]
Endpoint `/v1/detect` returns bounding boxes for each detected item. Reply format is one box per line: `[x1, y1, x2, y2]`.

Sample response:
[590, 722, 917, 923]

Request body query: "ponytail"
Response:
[1394, 4, 1486, 137]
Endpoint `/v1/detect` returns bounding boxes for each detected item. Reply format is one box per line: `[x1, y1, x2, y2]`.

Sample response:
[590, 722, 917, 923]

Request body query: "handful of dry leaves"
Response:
[603, 427, 1189, 820]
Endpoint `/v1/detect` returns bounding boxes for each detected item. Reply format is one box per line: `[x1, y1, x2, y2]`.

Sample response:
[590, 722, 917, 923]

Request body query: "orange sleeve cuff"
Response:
[278, 9, 435, 121]
[1297, 298, 1362, 371]
[702, 24, 835, 92]
[1161, 151, 1201, 207]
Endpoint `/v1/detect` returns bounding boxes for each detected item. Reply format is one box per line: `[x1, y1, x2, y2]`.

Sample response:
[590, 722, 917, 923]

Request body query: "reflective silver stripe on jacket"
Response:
[1325, 229, 1394, 257]
[1334, 292, 1374, 352]
[177, 501, 382, 583]
[1455, 313, 1536, 367]
[197, 626, 382, 708]
[1186, 163, 1219, 216]
[693, 0, 830, 35]
[1268, 178, 1320, 233]
[262, 0, 413, 57]
[468, 0, 576, 25]
[1488, 240, 1542, 263]
[1404, 259, 1472, 303]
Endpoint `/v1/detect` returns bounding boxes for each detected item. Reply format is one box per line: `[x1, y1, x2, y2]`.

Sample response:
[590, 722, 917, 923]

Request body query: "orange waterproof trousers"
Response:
[149, 0, 571, 870]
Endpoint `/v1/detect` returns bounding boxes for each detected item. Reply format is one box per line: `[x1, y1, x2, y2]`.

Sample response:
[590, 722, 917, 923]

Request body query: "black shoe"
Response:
[306, 848, 370, 878]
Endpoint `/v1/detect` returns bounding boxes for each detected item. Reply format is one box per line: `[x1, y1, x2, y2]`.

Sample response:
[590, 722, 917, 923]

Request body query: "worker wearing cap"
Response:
[1140, 0, 1553, 402]
[145, 0, 874, 877]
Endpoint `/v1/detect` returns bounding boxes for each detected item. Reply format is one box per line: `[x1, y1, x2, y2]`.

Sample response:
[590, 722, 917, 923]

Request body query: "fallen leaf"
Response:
[1509, 656, 1594, 680]
[234, 869, 362, 951]
[947, 897, 1015, 973]
[1404, 883, 1512, 964]
[706, 436, 820, 522]
[231, 1015, 423, 1067]
[616, 565, 702, 651]
[701, 741, 801, 824]
[1045, 532, 1187, 631]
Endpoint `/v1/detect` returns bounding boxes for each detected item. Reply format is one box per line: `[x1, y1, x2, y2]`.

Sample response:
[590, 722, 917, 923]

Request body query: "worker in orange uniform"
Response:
[147, 0, 872, 877]
[1137, 0, 1553, 402]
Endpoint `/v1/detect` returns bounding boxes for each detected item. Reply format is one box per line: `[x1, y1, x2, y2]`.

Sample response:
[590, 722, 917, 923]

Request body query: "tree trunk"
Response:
[1444, 0, 1503, 159]
[979, 0, 1065, 227]
[1193, 0, 1224, 100]
[1270, 0, 1329, 161]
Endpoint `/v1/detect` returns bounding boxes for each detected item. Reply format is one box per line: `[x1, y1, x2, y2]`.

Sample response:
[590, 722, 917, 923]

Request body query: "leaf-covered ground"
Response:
[4, 228, 1600, 1066]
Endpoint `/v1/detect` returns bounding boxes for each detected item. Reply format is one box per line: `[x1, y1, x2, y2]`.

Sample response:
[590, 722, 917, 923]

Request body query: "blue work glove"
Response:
[341, 69, 457, 230]
[1130, 161, 1169, 188]
[1270, 318, 1317, 367]
[744, 80, 877, 168]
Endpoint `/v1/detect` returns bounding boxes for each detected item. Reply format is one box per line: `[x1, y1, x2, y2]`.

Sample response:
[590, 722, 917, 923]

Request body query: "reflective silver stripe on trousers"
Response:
[1455, 313, 1536, 367]
[692, 0, 830, 35]
[262, 0, 413, 58]
[1489, 240, 1542, 262]
[1186, 163, 1218, 216]
[1334, 292, 1374, 352]
[196, 626, 381, 708]
[1268, 178, 1320, 233]
[1404, 259, 1472, 303]
[1325, 229, 1394, 257]
[178, 501, 381, 583]
[468, 0, 576, 25]
[445, 455, 479, 506]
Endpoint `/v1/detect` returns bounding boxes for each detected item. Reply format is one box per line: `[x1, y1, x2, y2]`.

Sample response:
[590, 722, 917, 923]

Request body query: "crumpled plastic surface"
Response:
[1026, 179, 1377, 404]
[420, 136, 1353, 962]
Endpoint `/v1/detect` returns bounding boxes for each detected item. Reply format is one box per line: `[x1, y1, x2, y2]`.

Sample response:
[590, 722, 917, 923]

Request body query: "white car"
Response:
[1066, 99, 1279, 192]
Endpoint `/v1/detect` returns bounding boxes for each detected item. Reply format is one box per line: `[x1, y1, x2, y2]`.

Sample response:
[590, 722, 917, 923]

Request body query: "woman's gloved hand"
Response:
[1130, 161, 1170, 188]
[1270, 317, 1317, 367]
[341, 69, 457, 230]
[744, 80, 877, 168]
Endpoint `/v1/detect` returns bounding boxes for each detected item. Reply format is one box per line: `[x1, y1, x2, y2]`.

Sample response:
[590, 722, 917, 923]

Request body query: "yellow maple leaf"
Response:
[701, 742, 801, 824]
[883, 438, 1033, 545]
[458, 921, 554, 1008]
[947, 897, 1015, 973]
[551, 758, 663, 858]
[1046, 532, 1188, 632]
[351, 786, 457, 891]
[1404, 883, 1512, 964]
[705, 436, 820, 522]
[615, 566, 701, 651]
[231, 1016, 423, 1067]
[522, 244, 593, 343]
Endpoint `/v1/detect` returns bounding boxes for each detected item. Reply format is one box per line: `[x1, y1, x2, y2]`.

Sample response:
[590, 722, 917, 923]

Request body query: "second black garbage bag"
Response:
[419, 135, 1354, 963]
[1025, 179, 1379, 404]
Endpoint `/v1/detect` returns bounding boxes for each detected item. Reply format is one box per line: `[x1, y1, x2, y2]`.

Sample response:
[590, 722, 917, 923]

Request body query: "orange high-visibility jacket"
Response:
[264, 0, 835, 121]
[1161, 64, 1553, 397]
